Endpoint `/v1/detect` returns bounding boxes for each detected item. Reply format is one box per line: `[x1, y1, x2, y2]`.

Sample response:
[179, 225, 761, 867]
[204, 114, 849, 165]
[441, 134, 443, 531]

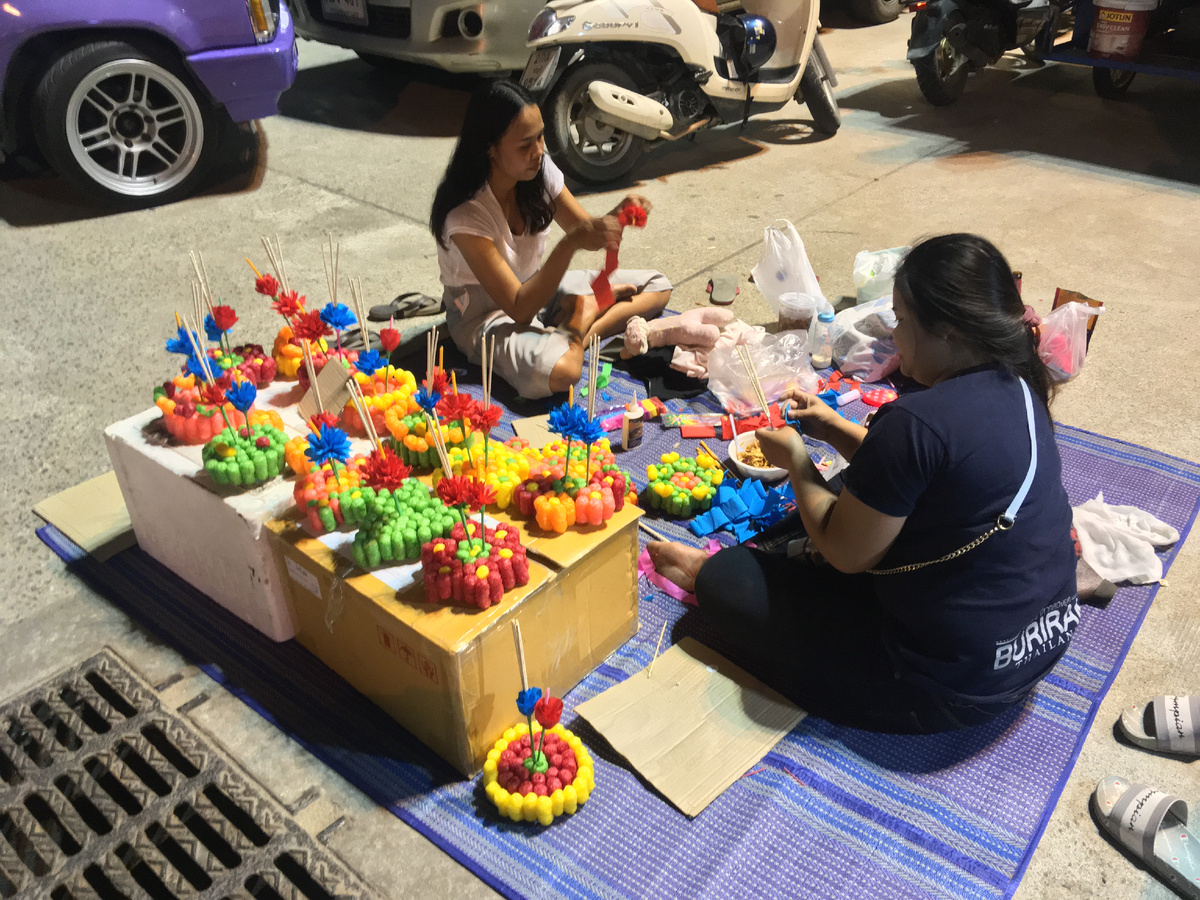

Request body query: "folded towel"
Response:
[1072, 492, 1179, 585]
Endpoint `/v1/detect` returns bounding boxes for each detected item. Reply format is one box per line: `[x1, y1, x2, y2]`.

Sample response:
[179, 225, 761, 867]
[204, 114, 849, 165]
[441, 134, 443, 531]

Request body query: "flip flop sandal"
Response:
[706, 272, 739, 306]
[1119, 696, 1200, 758]
[1093, 776, 1200, 898]
[343, 325, 381, 353]
[369, 292, 442, 321]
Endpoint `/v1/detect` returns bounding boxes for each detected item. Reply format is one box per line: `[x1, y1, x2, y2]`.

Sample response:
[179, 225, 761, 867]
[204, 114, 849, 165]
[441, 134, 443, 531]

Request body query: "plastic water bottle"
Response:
[810, 310, 835, 369]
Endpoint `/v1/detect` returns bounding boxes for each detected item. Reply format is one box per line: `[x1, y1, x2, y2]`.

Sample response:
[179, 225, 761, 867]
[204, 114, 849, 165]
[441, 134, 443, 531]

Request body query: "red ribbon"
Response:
[590, 204, 647, 312]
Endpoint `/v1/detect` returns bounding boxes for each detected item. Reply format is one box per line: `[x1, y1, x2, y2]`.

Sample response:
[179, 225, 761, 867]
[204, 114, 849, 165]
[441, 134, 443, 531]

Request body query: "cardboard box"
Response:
[267, 503, 642, 775]
[103, 382, 330, 641]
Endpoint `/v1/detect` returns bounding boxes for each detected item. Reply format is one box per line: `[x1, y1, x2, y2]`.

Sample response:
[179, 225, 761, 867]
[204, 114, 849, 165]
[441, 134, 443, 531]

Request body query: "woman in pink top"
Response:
[431, 81, 671, 398]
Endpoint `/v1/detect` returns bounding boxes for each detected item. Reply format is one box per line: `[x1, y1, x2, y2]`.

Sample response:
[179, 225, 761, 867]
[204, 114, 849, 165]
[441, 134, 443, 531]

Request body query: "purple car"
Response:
[0, 0, 297, 206]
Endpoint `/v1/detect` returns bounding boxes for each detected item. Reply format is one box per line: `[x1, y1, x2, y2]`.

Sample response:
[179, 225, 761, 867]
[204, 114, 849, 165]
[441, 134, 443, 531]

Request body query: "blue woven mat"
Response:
[41, 364, 1200, 900]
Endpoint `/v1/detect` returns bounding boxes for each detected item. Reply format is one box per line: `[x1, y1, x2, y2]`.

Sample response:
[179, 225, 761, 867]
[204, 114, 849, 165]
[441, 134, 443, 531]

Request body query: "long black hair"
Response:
[431, 80, 555, 248]
[895, 233, 1056, 411]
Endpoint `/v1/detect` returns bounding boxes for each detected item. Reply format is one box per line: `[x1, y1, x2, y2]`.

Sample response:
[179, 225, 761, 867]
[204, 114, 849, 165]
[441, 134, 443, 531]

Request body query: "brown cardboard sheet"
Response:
[33, 471, 136, 561]
[510, 414, 556, 449]
[575, 636, 805, 817]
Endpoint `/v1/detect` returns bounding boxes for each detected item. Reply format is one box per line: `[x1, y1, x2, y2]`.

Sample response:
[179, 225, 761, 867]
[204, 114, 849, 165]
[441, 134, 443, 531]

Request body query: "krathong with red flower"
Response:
[293, 309, 333, 344]
[271, 289, 305, 324]
[255, 273, 279, 297]
[360, 446, 412, 491]
[308, 410, 341, 432]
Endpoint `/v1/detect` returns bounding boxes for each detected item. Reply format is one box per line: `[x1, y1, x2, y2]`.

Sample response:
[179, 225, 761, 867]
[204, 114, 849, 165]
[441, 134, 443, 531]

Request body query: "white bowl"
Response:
[726, 432, 788, 482]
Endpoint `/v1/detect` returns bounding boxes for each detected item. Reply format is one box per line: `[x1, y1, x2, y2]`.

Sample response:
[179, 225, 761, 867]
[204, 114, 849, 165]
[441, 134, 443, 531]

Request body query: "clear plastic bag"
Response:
[852, 246, 908, 306]
[1039, 302, 1104, 381]
[707, 331, 820, 415]
[750, 220, 833, 316]
[830, 296, 900, 382]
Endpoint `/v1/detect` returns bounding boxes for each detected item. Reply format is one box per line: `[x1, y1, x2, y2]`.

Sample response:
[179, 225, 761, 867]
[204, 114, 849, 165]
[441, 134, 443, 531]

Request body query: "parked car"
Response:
[0, 0, 298, 207]
[291, 0, 546, 73]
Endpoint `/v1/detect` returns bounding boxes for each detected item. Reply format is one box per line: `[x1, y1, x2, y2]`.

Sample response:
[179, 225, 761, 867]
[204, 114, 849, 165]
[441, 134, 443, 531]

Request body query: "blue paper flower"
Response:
[355, 349, 385, 374]
[165, 326, 193, 356]
[415, 386, 441, 414]
[305, 424, 351, 467]
[319, 302, 356, 333]
[203, 313, 223, 343]
[516, 687, 543, 716]
[575, 417, 606, 447]
[227, 381, 257, 414]
[547, 402, 590, 441]
[184, 354, 210, 379]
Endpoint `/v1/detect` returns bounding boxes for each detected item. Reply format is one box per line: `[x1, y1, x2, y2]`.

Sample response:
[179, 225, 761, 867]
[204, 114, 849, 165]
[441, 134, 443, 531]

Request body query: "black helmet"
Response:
[736, 14, 777, 76]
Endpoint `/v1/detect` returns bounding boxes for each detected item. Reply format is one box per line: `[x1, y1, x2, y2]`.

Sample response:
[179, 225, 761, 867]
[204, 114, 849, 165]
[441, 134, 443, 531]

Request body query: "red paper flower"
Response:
[271, 290, 305, 319]
[379, 322, 401, 353]
[254, 273, 279, 296]
[361, 447, 412, 491]
[468, 403, 503, 434]
[201, 383, 227, 405]
[424, 368, 448, 396]
[308, 411, 340, 432]
[534, 695, 563, 729]
[618, 204, 647, 228]
[213, 372, 233, 391]
[211, 305, 238, 333]
[293, 309, 332, 343]
[436, 475, 476, 509]
[469, 480, 496, 511]
[436, 392, 478, 425]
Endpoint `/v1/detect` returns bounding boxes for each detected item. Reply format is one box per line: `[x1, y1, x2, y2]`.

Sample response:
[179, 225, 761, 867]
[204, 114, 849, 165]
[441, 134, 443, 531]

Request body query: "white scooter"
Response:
[520, 0, 839, 185]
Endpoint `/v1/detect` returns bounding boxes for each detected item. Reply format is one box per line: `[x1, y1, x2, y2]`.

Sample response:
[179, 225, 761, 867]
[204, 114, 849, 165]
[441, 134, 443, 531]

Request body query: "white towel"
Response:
[1072, 492, 1180, 585]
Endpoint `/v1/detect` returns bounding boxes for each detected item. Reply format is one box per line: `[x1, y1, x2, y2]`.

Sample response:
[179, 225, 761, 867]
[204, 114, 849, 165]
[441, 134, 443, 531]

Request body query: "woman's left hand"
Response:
[614, 194, 652, 218]
[755, 426, 810, 475]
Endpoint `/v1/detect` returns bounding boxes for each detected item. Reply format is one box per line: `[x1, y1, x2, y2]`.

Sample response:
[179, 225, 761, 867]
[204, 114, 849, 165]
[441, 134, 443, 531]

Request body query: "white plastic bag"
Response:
[852, 246, 908, 306]
[830, 296, 900, 382]
[751, 220, 832, 315]
[707, 331, 820, 416]
[1038, 302, 1104, 382]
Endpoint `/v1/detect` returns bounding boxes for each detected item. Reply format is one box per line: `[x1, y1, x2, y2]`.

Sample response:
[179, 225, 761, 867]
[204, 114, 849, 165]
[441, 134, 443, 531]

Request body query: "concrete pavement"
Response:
[2, 11, 1198, 898]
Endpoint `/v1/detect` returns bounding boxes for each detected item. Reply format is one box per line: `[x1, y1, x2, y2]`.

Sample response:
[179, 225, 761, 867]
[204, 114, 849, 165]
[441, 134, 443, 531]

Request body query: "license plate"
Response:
[521, 47, 561, 92]
[321, 0, 368, 26]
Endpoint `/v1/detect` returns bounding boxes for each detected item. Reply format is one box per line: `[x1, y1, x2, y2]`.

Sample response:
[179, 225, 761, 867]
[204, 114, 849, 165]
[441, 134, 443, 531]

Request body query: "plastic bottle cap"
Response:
[817, 311, 835, 323]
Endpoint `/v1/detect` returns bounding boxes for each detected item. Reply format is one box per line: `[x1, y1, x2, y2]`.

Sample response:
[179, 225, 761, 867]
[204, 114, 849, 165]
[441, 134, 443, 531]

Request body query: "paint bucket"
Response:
[1089, 0, 1158, 60]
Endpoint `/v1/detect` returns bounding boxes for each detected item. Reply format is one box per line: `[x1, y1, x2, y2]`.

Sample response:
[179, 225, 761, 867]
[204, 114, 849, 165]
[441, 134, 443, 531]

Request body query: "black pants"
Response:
[694, 545, 1021, 734]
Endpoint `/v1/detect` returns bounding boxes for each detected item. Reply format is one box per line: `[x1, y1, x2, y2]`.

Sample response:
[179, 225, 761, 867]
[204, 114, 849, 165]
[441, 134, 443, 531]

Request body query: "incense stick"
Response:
[348, 379, 383, 453]
[350, 277, 372, 353]
[424, 413, 453, 476]
[512, 621, 530, 692]
[647, 621, 669, 678]
[181, 316, 214, 384]
[586, 333, 600, 420]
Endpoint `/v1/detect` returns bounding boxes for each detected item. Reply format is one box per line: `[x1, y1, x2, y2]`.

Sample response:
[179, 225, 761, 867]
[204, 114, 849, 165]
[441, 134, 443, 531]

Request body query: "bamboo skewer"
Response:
[425, 412, 453, 477]
[699, 439, 741, 485]
[425, 330, 439, 386]
[636, 519, 671, 543]
[586, 333, 600, 420]
[350, 277, 372, 353]
[737, 343, 772, 419]
[259, 235, 291, 294]
[348, 379, 383, 454]
[647, 621, 669, 678]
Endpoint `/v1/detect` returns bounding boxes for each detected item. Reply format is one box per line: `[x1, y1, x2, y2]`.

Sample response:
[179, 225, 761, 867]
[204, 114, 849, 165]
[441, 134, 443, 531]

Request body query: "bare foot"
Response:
[646, 541, 709, 594]
[565, 293, 600, 341]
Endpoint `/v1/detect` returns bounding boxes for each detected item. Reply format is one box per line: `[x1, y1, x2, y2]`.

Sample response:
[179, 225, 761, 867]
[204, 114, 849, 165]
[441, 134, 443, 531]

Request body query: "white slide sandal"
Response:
[1093, 776, 1200, 899]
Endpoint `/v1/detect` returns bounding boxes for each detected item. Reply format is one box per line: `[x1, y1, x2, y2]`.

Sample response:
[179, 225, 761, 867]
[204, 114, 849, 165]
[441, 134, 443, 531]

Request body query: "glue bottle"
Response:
[621, 403, 643, 451]
[809, 310, 835, 370]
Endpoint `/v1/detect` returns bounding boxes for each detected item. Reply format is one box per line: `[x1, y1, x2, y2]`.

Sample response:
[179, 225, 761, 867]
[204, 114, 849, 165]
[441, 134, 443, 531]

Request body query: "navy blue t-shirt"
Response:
[841, 365, 1078, 703]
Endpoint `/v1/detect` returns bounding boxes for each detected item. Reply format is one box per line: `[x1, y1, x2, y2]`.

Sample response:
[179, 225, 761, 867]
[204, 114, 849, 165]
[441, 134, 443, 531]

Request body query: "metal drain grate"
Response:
[0, 649, 379, 900]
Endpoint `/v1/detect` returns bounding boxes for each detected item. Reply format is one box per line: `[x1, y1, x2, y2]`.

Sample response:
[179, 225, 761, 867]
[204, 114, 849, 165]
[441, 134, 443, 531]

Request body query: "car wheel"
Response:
[913, 38, 970, 106]
[545, 61, 646, 186]
[1092, 66, 1135, 99]
[32, 40, 220, 208]
[849, 0, 903, 25]
[799, 59, 841, 135]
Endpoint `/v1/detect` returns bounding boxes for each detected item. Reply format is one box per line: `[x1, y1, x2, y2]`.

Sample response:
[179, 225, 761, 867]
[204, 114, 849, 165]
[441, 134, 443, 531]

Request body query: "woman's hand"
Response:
[755, 425, 809, 474]
[779, 388, 842, 445]
[569, 215, 623, 252]
[613, 194, 652, 218]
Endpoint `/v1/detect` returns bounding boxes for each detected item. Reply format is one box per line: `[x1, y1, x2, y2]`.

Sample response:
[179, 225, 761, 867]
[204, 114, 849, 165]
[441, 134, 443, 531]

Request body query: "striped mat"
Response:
[41, 366, 1200, 900]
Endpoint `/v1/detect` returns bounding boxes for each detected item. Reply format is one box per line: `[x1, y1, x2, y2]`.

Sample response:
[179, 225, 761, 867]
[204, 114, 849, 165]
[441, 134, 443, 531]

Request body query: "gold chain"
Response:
[866, 516, 1013, 576]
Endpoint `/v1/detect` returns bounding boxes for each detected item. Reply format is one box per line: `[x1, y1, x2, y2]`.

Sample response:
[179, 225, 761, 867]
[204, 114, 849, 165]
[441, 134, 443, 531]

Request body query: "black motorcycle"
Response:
[906, 0, 1059, 104]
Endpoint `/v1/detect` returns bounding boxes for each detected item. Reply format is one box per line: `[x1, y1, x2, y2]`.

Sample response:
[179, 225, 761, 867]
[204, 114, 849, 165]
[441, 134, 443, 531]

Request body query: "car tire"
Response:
[32, 40, 221, 208]
[849, 0, 903, 25]
[545, 61, 646, 186]
[1092, 66, 1136, 98]
[799, 59, 841, 135]
[913, 39, 971, 105]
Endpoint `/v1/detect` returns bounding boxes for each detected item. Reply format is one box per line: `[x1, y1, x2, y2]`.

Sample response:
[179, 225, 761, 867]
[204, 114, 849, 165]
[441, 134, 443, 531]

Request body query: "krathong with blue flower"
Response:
[415, 385, 441, 415]
[304, 423, 352, 474]
[355, 349, 385, 375]
[226, 381, 257, 415]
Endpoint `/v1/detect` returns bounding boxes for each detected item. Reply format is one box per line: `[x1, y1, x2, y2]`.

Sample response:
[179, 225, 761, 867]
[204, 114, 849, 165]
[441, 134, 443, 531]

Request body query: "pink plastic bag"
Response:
[1038, 302, 1104, 382]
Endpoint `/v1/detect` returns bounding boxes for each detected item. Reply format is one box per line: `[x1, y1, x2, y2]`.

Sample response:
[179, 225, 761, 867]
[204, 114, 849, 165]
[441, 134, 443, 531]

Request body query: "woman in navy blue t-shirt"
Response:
[648, 234, 1078, 733]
